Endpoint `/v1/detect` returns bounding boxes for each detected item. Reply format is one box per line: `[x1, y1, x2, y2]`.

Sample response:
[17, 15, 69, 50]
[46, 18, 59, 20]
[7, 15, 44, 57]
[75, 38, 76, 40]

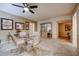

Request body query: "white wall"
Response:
[77, 6, 79, 49]
[0, 11, 31, 43]
[72, 12, 77, 48]
[72, 5, 79, 49]
[37, 15, 72, 39]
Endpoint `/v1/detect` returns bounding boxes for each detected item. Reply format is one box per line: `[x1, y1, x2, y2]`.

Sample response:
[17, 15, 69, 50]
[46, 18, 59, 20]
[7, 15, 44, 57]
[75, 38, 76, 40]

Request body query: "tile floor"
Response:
[0, 38, 79, 56]
[35, 38, 78, 56]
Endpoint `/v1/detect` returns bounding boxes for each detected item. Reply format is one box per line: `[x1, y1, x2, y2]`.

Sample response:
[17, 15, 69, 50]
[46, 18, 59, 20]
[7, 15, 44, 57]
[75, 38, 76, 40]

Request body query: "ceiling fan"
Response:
[12, 3, 38, 14]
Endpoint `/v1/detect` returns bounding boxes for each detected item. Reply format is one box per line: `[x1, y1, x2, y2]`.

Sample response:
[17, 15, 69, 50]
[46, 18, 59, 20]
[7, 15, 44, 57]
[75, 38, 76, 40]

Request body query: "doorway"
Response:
[58, 20, 72, 42]
[40, 23, 52, 38]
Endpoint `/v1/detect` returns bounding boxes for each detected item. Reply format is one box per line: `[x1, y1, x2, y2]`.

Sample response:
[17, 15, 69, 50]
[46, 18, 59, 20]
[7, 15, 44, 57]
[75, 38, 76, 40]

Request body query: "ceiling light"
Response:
[24, 8, 29, 11]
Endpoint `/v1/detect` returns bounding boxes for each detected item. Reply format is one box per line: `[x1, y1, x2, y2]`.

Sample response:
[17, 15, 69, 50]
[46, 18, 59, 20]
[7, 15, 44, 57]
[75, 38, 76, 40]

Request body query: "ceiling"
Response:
[0, 3, 76, 21]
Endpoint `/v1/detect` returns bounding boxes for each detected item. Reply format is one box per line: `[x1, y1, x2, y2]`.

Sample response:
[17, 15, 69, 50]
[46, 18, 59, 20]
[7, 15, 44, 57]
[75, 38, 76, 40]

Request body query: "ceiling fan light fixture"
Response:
[24, 7, 29, 11]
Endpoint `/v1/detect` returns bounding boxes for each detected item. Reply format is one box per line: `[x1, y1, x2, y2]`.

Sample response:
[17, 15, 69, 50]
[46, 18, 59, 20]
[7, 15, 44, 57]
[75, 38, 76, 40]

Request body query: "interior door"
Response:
[40, 23, 52, 38]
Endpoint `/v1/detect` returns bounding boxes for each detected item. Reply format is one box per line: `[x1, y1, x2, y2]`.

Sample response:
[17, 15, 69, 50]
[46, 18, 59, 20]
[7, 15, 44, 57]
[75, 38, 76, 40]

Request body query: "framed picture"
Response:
[15, 22, 24, 30]
[1, 18, 13, 30]
[65, 24, 71, 31]
[24, 22, 29, 30]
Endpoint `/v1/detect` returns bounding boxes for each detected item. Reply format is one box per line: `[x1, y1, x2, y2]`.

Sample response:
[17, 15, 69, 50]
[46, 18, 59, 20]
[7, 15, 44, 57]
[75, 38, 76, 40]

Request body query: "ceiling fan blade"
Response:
[12, 4, 24, 8]
[23, 3, 28, 7]
[29, 5, 38, 9]
[29, 10, 34, 14]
